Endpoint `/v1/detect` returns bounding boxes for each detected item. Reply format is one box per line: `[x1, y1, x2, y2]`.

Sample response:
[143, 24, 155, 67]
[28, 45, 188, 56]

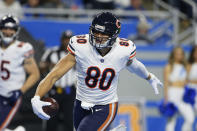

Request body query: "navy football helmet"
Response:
[89, 12, 121, 49]
[0, 14, 20, 45]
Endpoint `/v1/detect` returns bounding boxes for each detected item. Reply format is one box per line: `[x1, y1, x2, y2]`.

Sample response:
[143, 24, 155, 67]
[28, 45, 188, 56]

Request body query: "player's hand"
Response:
[31, 96, 51, 120]
[148, 73, 163, 95]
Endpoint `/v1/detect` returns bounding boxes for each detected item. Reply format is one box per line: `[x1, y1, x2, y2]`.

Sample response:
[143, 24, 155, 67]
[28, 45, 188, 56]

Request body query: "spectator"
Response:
[163, 0, 193, 18]
[121, 0, 146, 20]
[128, 16, 153, 45]
[82, 0, 92, 9]
[0, 0, 23, 18]
[163, 46, 195, 131]
[61, 0, 82, 9]
[24, 0, 41, 8]
[124, 0, 145, 11]
[91, 0, 115, 10]
[40, 30, 76, 131]
[23, 0, 44, 18]
[42, 0, 65, 8]
[115, 0, 130, 9]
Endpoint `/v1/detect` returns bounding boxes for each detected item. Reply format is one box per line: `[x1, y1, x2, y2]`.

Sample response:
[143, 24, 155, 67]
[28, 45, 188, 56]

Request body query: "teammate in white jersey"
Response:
[31, 12, 163, 131]
[0, 14, 40, 130]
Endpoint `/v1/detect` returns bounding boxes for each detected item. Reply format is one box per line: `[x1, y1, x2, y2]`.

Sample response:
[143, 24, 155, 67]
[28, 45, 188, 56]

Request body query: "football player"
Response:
[0, 14, 40, 130]
[31, 12, 163, 131]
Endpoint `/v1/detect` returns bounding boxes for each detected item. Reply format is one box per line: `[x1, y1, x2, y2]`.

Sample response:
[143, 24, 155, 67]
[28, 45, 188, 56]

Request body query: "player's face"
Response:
[1, 28, 16, 39]
[174, 48, 184, 62]
[93, 31, 110, 44]
[0, 28, 17, 44]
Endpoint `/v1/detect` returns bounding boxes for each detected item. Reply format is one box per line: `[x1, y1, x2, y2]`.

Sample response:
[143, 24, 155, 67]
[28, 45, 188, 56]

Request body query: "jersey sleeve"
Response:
[128, 40, 136, 60]
[23, 43, 34, 58]
[67, 36, 76, 55]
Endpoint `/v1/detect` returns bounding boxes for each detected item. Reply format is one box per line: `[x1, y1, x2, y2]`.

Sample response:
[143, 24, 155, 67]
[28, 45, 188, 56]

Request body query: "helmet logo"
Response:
[116, 20, 121, 28]
[95, 24, 105, 32]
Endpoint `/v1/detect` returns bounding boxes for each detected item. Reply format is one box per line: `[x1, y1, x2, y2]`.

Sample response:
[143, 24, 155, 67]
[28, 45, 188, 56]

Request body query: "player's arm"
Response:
[35, 53, 76, 98]
[127, 58, 150, 80]
[31, 53, 76, 120]
[21, 57, 40, 93]
[126, 58, 163, 94]
[163, 64, 171, 102]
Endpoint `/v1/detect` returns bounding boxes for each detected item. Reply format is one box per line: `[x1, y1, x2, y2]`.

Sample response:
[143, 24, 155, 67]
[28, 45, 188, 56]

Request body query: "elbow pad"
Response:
[126, 58, 149, 79]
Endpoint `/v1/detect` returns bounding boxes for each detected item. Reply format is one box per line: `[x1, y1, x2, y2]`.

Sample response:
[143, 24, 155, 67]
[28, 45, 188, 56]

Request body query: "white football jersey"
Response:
[0, 40, 34, 97]
[67, 34, 136, 105]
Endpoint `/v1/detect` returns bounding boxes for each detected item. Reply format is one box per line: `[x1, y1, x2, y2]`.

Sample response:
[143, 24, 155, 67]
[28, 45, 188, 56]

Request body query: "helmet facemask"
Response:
[90, 27, 112, 49]
[89, 27, 118, 49]
[0, 27, 20, 45]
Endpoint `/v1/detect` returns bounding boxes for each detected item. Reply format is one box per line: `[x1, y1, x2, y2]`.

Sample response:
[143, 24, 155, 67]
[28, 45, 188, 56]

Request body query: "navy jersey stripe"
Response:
[68, 44, 75, 51]
[130, 49, 136, 55]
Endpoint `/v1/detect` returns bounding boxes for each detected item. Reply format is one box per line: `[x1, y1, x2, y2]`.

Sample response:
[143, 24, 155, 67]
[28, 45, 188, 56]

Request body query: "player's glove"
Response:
[31, 96, 51, 120]
[148, 73, 163, 95]
[8, 90, 23, 105]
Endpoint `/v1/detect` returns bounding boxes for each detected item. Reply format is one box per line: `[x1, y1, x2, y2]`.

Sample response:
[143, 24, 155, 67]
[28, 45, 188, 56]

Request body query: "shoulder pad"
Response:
[118, 38, 136, 60]
[22, 42, 34, 58]
[67, 35, 89, 55]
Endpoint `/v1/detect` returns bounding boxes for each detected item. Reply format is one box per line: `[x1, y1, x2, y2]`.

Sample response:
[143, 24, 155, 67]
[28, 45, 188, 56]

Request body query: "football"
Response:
[42, 97, 59, 118]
